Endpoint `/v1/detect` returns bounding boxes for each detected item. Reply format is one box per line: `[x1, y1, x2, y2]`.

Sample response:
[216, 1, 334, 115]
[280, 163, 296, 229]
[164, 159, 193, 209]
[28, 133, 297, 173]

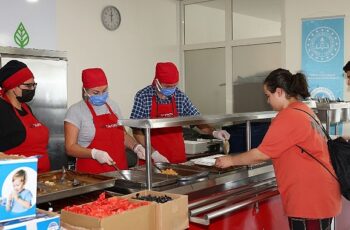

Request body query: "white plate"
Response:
[190, 154, 224, 166]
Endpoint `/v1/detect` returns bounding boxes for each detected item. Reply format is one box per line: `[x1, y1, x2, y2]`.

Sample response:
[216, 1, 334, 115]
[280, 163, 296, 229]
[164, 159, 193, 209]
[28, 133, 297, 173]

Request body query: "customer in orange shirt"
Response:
[215, 68, 341, 230]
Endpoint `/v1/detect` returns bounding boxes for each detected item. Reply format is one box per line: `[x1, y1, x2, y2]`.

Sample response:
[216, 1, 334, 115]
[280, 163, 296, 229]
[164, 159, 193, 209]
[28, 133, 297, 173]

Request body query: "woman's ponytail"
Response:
[264, 68, 310, 99]
[290, 73, 310, 99]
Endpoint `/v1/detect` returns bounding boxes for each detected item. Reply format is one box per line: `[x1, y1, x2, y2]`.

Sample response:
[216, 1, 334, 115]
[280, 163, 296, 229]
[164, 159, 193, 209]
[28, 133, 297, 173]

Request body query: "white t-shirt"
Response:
[64, 99, 123, 147]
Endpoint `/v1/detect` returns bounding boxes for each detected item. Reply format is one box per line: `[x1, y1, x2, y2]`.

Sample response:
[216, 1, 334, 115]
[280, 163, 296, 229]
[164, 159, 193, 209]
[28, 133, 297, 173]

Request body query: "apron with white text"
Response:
[150, 96, 186, 163]
[76, 101, 128, 173]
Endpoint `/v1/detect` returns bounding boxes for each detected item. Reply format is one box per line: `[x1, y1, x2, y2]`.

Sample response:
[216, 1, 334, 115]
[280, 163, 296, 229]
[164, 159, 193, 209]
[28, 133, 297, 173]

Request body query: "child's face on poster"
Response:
[12, 178, 24, 193]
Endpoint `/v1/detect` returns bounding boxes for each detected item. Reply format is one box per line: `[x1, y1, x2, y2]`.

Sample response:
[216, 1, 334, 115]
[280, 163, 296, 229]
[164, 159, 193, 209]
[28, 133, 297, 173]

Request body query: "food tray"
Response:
[190, 154, 224, 166]
[101, 170, 178, 188]
[37, 170, 116, 204]
[153, 163, 209, 181]
[186, 154, 247, 173]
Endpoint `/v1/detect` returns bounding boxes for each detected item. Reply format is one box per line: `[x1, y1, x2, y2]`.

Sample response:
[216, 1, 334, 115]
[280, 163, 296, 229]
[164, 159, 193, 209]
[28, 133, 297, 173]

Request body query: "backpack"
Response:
[294, 108, 350, 200]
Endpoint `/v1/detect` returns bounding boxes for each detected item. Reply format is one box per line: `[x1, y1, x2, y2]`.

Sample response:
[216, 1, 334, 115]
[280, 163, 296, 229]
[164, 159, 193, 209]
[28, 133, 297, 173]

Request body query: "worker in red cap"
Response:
[64, 68, 145, 173]
[130, 62, 230, 163]
[0, 60, 50, 172]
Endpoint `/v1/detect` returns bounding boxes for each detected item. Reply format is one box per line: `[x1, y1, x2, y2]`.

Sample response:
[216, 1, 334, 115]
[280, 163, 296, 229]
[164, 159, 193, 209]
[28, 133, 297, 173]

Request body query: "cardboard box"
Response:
[0, 209, 60, 230]
[125, 190, 189, 230]
[60, 197, 156, 230]
[0, 154, 38, 223]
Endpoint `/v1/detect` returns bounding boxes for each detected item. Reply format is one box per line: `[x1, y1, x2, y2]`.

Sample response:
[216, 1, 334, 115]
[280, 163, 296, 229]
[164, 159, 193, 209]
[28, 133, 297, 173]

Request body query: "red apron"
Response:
[150, 96, 186, 163]
[76, 101, 128, 173]
[4, 99, 50, 173]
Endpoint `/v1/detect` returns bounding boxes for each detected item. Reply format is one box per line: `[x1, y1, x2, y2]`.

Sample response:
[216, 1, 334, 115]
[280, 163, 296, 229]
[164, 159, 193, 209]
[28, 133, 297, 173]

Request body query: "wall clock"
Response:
[101, 6, 121, 31]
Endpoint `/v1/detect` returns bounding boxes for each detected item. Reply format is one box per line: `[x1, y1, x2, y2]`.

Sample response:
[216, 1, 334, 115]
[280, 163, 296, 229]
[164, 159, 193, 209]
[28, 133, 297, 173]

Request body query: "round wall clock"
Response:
[101, 6, 121, 31]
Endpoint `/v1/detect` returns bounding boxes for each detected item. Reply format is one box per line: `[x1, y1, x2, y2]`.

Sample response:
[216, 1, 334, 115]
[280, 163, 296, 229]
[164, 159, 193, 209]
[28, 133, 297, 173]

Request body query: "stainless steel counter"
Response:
[159, 162, 276, 226]
[118, 111, 276, 190]
[118, 112, 276, 129]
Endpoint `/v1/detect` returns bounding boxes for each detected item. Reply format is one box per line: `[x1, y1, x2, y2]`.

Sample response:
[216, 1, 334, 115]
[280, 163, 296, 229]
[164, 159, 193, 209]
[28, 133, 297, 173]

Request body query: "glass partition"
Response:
[232, 42, 282, 112]
[232, 0, 281, 40]
[185, 0, 226, 44]
[185, 48, 226, 115]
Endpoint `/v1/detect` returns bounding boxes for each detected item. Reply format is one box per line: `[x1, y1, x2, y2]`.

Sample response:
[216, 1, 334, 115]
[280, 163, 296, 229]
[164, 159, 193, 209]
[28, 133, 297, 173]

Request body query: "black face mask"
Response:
[16, 89, 35, 103]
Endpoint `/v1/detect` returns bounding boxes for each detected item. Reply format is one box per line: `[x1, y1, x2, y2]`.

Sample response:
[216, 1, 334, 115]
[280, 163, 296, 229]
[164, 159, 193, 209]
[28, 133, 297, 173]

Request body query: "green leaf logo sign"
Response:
[14, 22, 30, 48]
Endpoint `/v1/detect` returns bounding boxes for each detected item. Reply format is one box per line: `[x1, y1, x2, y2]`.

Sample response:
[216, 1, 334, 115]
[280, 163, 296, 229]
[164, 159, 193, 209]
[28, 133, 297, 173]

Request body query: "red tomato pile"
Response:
[63, 192, 149, 218]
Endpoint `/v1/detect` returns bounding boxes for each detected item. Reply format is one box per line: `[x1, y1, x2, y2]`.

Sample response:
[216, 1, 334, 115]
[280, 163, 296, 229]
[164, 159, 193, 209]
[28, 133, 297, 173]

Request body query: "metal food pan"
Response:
[101, 170, 178, 188]
[37, 170, 116, 204]
[154, 163, 209, 181]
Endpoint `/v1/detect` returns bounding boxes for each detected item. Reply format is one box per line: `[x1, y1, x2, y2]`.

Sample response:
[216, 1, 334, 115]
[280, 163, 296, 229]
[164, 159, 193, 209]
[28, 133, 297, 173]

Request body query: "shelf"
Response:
[118, 111, 276, 129]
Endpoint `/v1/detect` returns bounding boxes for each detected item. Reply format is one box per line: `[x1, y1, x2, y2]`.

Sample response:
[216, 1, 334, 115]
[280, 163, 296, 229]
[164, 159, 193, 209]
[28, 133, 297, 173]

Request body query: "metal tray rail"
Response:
[189, 177, 278, 226]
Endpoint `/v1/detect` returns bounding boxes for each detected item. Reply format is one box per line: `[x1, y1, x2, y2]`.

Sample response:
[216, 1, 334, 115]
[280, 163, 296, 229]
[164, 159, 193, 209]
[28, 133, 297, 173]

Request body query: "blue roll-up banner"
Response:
[302, 16, 344, 134]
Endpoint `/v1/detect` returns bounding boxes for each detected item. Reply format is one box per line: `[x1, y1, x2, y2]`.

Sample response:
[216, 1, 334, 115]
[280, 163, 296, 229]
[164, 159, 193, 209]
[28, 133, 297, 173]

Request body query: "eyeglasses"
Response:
[20, 83, 37, 89]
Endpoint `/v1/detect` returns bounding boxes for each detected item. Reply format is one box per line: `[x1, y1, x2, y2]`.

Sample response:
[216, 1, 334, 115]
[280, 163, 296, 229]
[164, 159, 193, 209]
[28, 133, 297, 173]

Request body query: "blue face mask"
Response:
[88, 92, 109, 106]
[160, 87, 176, 96]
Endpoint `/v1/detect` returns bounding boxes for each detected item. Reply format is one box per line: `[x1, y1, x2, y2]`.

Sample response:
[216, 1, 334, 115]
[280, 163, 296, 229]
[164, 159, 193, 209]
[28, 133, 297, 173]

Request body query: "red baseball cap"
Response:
[154, 62, 179, 84]
[82, 68, 108, 88]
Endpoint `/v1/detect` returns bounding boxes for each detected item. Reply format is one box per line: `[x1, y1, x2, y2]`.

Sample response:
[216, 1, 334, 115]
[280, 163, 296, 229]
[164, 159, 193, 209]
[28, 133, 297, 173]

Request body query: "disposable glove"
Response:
[151, 151, 170, 163]
[133, 144, 145, 160]
[91, 148, 114, 165]
[212, 130, 230, 141]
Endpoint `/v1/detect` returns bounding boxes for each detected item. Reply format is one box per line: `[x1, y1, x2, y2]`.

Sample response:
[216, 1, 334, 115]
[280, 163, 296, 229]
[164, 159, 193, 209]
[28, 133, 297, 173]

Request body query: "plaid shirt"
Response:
[130, 85, 200, 119]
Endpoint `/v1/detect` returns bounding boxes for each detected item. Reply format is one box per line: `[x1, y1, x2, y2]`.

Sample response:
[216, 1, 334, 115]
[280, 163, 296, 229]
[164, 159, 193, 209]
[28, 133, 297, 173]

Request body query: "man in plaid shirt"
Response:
[130, 62, 230, 163]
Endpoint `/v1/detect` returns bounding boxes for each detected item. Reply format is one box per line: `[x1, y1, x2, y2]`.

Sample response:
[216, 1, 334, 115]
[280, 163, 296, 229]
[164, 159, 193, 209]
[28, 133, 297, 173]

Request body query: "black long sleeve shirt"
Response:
[0, 98, 28, 151]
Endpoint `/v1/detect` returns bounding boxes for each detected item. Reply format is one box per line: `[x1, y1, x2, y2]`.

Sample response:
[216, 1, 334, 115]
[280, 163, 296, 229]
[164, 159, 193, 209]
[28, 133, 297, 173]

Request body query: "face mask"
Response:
[88, 92, 109, 106]
[16, 89, 35, 103]
[155, 79, 176, 96]
[160, 87, 176, 96]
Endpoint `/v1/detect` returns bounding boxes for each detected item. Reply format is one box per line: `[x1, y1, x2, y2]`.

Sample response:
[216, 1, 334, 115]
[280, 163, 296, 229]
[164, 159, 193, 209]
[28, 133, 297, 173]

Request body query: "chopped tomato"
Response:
[63, 192, 149, 218]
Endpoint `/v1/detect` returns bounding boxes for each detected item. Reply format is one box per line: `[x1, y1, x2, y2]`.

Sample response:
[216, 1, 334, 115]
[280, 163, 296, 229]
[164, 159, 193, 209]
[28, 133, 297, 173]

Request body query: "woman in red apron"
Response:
[0, 60, 50, 173]
[64, 68, 145, 174]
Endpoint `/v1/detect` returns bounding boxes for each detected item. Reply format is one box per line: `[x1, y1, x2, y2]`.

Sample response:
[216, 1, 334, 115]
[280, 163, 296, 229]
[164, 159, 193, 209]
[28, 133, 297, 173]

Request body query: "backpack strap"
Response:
[293, 108, 338, 182]
[292, 108, 331, 140]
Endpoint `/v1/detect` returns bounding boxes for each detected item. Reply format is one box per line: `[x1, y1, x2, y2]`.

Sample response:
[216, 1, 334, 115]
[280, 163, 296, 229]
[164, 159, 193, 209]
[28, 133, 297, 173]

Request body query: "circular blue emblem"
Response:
[48, 221, 59, 230]
[310, 87, 335, 100]
[305, 26, 340, 62]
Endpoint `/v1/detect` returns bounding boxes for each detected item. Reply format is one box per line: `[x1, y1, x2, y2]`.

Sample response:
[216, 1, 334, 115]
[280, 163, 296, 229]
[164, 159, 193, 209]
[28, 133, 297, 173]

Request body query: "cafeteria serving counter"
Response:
[37, 110, 350, 229]
[118, 111, 277, 190]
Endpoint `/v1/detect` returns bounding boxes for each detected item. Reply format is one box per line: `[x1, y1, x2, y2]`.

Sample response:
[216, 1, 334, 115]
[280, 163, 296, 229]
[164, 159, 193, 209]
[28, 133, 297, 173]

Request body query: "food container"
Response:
[101, 170, 178, 187]
[154, 163, 209, 182]
[37, 170, 115, 204]
[61, 197, 156, 230]
[184, 140, 209, 154]
[124, 190, 188, 230]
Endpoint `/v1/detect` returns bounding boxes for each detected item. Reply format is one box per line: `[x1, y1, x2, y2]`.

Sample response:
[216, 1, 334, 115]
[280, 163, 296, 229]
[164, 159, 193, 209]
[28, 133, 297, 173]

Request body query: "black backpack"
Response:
[294, 108, 350, 200]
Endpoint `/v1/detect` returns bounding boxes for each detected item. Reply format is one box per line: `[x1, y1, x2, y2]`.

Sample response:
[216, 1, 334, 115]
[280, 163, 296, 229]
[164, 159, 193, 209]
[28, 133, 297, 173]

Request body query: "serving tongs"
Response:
[60, 166, 81, 186]
[111, 163, 129, 181]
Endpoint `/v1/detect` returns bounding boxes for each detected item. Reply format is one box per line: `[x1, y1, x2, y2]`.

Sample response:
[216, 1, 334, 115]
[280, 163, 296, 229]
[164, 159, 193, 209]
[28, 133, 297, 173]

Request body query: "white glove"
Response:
[91, 148, 114, 165]
[151, 151, 169, 163]
[133, 144, 145, 160]
[213, 130, 230, 141]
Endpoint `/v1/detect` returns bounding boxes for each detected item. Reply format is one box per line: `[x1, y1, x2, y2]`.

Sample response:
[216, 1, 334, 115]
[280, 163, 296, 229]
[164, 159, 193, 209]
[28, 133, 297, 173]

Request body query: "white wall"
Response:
[56, 0, 180, 117]
[284, 0, 350, 134]
[0, 0, 56, 49]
